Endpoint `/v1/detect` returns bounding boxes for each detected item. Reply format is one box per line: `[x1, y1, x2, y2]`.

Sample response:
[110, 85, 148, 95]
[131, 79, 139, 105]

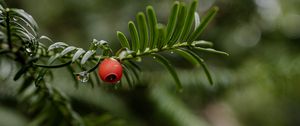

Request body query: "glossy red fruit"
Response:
[98, 58, 123, 83]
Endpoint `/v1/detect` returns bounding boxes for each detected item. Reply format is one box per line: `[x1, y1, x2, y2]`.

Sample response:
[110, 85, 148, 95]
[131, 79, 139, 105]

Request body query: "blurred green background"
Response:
[1, 0, 300, 126]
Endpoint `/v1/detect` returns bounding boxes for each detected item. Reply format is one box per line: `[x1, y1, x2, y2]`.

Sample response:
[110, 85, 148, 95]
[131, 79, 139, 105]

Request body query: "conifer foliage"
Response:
[0, 0, 227, 125]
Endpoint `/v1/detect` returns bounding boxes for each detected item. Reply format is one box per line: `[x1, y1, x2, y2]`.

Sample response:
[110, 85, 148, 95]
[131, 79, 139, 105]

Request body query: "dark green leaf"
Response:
[146, 6, 158, 49]
[128, 60, 141, 72]
[136, 12, 148, 51]
[117, 31, 130, 49]
[128, 21, 140, 52]
[184, 49, 213, 85]
[169, 3, 187, 45]
[188, 6, 219, 42]
[173, 49, 199, 66]
[180, 0, 198, 42]
[166, 1, 180, 44]
[152, 54, 182, 92]
[124, 61, 140, 83]
[193, 47, 229, 56]
[156, 25, 166, 49]
[191, 40, 213, 48]
[122, 65, 133, 88]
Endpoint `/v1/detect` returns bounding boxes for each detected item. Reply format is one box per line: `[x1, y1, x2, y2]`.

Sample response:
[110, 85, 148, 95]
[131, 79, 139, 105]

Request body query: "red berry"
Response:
[98, 58, 123, 83]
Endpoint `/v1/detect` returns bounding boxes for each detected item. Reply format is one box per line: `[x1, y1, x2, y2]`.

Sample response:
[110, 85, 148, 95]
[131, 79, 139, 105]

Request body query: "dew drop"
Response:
[13, 18, 18, 21]
[170, 51, 174, 54]
[25, 48, 31, 52]
[76, 71, 89, 83]
[25, 48, 33, 56]
[153, 56, 156, 59]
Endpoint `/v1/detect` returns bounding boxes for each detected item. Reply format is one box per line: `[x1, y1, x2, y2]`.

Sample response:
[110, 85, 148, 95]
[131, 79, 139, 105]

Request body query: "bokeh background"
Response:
[1, 0, 300, 125]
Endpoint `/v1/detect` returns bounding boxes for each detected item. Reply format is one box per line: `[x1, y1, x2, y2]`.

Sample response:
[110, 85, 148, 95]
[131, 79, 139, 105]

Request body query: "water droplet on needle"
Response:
[25, 48, 33, 56]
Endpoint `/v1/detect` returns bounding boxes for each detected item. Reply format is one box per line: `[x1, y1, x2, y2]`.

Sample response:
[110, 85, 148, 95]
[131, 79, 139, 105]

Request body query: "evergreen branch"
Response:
[120, 41, 225, 61]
